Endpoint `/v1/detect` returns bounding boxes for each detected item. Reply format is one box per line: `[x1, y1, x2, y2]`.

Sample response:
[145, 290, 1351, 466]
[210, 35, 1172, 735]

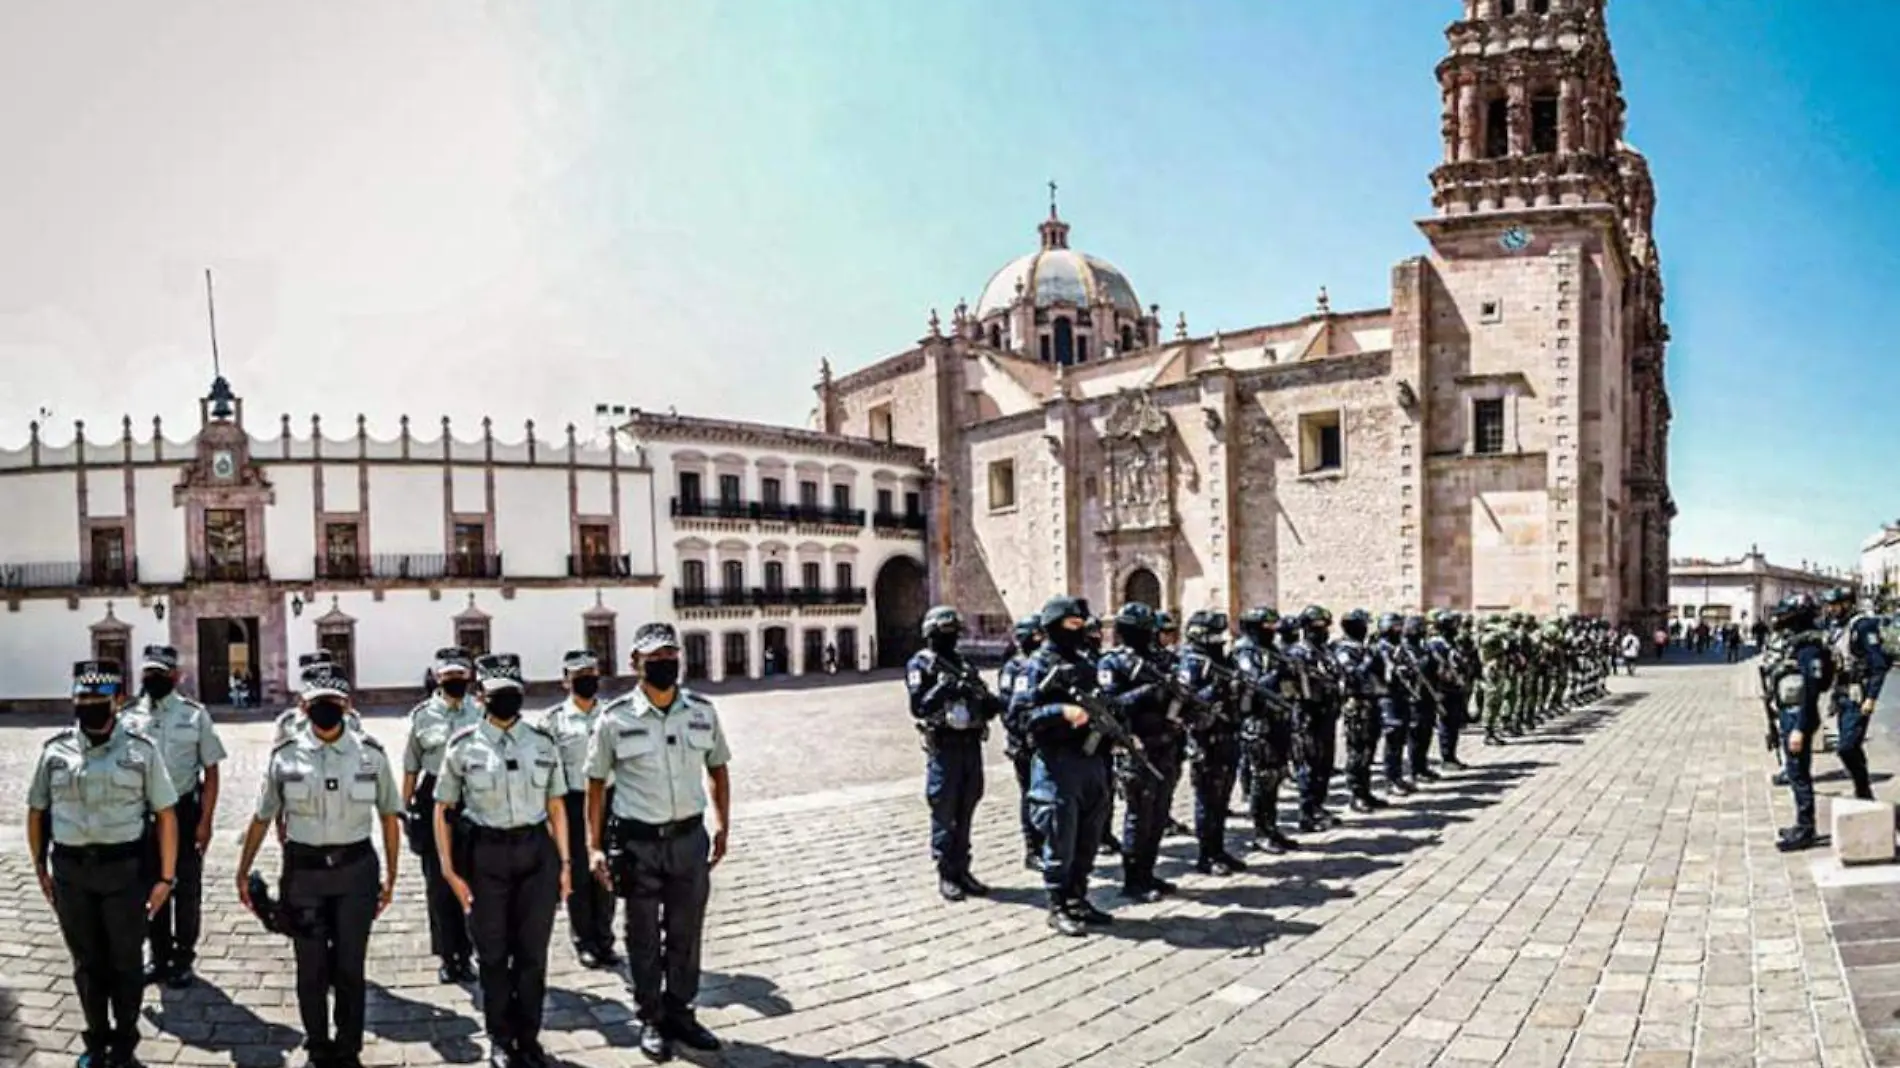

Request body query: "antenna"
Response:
[204, 268, 222, 377]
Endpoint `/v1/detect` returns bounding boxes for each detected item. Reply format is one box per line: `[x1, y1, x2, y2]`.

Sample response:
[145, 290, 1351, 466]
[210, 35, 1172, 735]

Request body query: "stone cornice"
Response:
[830, 349, 926, 394]
[623, 411, 928, 470]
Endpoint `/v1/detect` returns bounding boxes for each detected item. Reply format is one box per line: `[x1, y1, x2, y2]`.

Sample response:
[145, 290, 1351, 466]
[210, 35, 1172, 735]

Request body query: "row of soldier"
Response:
[905, 598, 1615, 934]
[27, 623, 730, 1068]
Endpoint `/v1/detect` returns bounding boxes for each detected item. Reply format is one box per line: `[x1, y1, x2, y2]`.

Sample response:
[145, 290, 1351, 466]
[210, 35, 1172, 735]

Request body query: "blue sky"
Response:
[1, 1, 1895, 569]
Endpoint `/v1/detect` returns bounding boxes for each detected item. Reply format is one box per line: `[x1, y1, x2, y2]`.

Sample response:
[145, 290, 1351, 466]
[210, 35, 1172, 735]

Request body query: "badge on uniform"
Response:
[325, 777, 339, 791]
[506, 759, 520, 771]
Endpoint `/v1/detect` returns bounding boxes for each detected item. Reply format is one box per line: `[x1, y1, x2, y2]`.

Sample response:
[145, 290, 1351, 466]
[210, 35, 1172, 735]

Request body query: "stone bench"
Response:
[1830, 796, 1898, 865]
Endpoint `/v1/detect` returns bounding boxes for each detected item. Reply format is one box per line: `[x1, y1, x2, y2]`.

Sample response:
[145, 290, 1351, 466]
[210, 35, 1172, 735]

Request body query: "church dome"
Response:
[973, 204, 1141, 319]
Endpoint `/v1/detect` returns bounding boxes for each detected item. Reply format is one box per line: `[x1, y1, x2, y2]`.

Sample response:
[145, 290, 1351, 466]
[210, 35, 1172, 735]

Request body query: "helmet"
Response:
[1301, 605, 1332, 628]
[1402, 614, 1427, 639]
[1012, 614, 1042, 648]
[1186, 610, 1227, 644]
[1773, 593, 1820, 631]
[1238, 607, 1279, 637]
[1114, 602, 1158, 634]
[1038, 595, 1088, 631]
[1822, 587, 1856, 610]
[921, 605, 963, 640]
[1340, 608, 1371, 641]
[1275, 615, 1302, 642]
[1377, 612, 1403, 636]
[1157, 610, 1178, 633]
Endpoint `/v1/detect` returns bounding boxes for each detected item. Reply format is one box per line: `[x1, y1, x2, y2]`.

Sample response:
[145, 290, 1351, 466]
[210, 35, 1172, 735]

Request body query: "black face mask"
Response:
[1046, 626, 1087, 655]
[642, 659, 681, 691]
[439, 678, 469, 700]
[1121, 628, 1154, 653]
[570, 675, 600, 700]
[307, 701, 346, 732]
[928, 633, 959, 654]
[75, 700, 113, 736]
[141, 674, 174, 701]
[486, 691, 524, 723]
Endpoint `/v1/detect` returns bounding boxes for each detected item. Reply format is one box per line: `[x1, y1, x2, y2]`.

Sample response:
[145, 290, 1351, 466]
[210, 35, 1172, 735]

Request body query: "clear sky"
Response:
[1, 1, 1894, 570]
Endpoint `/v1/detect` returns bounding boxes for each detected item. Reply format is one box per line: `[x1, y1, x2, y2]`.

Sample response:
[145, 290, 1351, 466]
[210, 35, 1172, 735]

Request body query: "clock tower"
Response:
[1407, 0, 1672, 626]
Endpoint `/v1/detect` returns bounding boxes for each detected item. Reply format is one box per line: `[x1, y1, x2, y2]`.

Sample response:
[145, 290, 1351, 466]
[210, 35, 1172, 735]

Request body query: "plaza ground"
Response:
[0, 659, 1891, 1067]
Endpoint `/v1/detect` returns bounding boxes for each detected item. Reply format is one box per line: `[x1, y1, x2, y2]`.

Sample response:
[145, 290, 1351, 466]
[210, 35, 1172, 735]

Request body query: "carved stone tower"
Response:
[1412, 0, 1672, 625]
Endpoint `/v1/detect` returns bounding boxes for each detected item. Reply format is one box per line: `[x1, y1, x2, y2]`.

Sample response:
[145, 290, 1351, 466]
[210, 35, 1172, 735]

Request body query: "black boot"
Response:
[1776, 826, 1818, 852]
[1048, 900, 1085, 936]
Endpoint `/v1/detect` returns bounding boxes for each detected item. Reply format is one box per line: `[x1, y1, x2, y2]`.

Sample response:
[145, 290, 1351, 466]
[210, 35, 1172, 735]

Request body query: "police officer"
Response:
[1155, 611, 1195, 841]
[1761, 595, 1834, 851]
[1179, 611, 1248, 876]
[28, 660, 180, 1068]
[906, 606, 998, 902]
[1083, 613, 1122, 858]
[998, 615, 1046, 868]
[403, 647, 481, 983]
[1098, 602, 1184, 901]
[235, 666, 400, 1068]
[1331, 609, 1388, 813]
[1375, 613, 1418, 796]
[1824, 587, 1890, 801]
[1435, 610, 1476, 768]
[586, 623, 730, 1063]
[124, 643, 225, 989]
[1234, 608, 1299, 853]
[1400, 614, 1445, 782]
[1289, 606, 1343, 830]
[436, 654, 570, 1068]
[275, 652, 363, 743]
[1009, 596, 1115, 936]
[540, 650, 620, 967]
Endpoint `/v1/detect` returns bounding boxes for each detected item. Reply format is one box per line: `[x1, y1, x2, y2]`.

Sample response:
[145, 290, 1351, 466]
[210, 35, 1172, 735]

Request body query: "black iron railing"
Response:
[872, 511, 927, 532]
[670, 497, 867, 528]
[313, 553, 504, 581]
[568, 554, 632, 579]
[0, 560, 139, 590]
[673, 585, 867, 609]
[188, 557, 269, 583]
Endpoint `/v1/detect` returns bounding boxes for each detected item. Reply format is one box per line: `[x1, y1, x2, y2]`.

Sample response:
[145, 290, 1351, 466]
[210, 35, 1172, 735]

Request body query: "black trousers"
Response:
[924, 733, 985, 879]
[1010, 748, 1044, 854]
[410, 778, 472, 963]
[282, 844, 379, 1060]
[50, 847, 146, 1060]
[1118, 736, 1181, 887]
[1190, 734, 1240, 861]
[1295, 701, 1339, 812]
[614, 820, 713, 1026]
[561, 791, 616, 952]
[1408, 696, 1439, 776]
[148, 789, 203, 970]
[1341, 697, 1380, 798]
[1244, 714, 1294, 833]
[469, 827, 561, 1049]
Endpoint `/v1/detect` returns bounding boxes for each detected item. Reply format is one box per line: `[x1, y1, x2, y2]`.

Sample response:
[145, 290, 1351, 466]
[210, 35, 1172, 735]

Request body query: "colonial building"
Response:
[1668, 549, 1843, 627]
[1858, 523, 1900, 608]
[0, 378, 928, 707]
[816, 0, 1674, 629]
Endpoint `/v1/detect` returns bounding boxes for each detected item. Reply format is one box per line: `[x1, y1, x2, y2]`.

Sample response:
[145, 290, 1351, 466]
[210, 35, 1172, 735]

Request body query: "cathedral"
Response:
[814, 0, 1673, 636]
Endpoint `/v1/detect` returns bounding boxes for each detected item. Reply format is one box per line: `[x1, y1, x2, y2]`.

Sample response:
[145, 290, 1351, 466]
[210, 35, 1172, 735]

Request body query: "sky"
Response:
[1, 1, 1896, 570]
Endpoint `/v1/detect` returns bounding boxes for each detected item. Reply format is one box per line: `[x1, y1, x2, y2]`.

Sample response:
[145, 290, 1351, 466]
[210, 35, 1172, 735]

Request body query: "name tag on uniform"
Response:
[535, 759, 556, 768]
[623, 726, 651, 738]
[353, 772, 377, 782]
[687, 722, 712, 733]
[325, 777, 339, 791]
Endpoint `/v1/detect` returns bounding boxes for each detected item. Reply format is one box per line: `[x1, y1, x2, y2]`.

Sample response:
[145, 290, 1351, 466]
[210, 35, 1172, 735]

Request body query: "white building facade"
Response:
[1667, 548, 1841, 627]
[0, 379, 931, 709]
[1859, 524, 1900, 608]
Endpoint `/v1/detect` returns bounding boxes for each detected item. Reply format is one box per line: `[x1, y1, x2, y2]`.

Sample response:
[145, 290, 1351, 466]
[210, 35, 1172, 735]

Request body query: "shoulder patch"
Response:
[358, 733, 385, 751]
[406, 699, 433, 718]
[448, 724, 480, 745]
[43, 727, 75, 748]
[270, 736, 299, 754]
[526, 722, 556, 742]
[124, 726, 156, 746]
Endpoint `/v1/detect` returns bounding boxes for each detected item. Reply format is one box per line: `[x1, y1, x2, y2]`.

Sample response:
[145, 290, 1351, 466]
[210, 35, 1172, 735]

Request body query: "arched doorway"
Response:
[1124, 567, 1162, 610]
[874, 556, 928, 668]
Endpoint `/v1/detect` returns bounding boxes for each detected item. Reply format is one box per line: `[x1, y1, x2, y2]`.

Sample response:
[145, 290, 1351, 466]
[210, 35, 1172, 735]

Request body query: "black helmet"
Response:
[1275, 615, 1302, 642]
[1402, 614, 1427, 639]
[1340, 608, 1371, 641]
[1822, 587, 1856, 610]
[1377, 612, 1403, 636]
[1301, 605, 1331, 628]
[1186, 610, 1227, 644]
[1772, 593, 1819, 632]
[1157, 610, 1178, 634]
[1012, 614, 1042, 652]
[1238, 606, 1279, 638]
[921, 605, 963, 639]
[1038, 595, 1087, 631]
[1115, 602, 1157, 632]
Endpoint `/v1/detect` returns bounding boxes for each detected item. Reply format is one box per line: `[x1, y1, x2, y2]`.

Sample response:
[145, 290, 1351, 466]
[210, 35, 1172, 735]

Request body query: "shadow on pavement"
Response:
[0, 988, 35, 1066]
[144, 979, 298, 1067]
[362, 982, 484, 1063]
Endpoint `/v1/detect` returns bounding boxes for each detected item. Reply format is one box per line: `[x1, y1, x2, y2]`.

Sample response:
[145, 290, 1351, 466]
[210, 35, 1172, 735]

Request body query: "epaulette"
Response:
[681, 687, 712, 706]
[525, 721, 557, 743]
[406, 698, 434, 719]
[447, 723, 480, 746]
[178, 695, 207, 710]
[270, 736, 299, 755]
[43, 727, 75, 748]
[358, 733, 386, 752]
[124, 726, 156, 747]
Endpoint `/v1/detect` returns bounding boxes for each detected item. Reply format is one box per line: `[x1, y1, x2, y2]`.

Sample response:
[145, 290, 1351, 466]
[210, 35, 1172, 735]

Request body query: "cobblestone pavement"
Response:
[0, 664, 1878, 1067]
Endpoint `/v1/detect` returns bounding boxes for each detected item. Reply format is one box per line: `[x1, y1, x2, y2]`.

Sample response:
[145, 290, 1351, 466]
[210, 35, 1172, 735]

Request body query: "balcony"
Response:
[672, 585, 867, 610]
[312, 553, 504, 582]
[670, 497, 868, 529]
[188, 557, 269, 583]
[568, 554, 633, 579]
[0, 560, 140, 590]
[671, 497, 752, 521]
[673, 587, 754, 609]
[872, 510, 927, 533]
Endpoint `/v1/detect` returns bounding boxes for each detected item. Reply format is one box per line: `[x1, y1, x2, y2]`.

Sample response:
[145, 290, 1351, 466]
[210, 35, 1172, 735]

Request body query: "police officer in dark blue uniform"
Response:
[1233, 608, 1299, 854]
[1823, 587, 1890, 801]
[1097, 602, 1183, 902]
[1009, 596, 1114, 936]
[1429, 609, 1473, 770]
[906, 606, 998, 902]
[1762, 594, 1834, 851]
[1178, 611, 1248, 876]
[1400, 614, 1445, 782]
[1331, 609, 1388, 814]
[1083, 613, 1122, 858]
[1375, 613, 1417, 796]
[1289, 607, 1342, 830]
[998, 615, 1046, 869]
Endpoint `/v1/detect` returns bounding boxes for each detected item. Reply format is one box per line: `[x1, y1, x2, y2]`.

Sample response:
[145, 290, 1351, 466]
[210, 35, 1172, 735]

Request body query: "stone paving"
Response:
[0, 663, 1880, 1067]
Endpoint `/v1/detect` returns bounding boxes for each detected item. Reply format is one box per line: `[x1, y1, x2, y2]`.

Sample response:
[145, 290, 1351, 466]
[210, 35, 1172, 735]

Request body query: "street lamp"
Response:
[291, 593, 304, 618]
[153, 598, 167, 622]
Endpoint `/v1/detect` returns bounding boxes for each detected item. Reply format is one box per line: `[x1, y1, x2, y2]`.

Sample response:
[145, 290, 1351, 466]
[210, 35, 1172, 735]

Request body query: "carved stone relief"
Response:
[1098, 388, 1175, 533]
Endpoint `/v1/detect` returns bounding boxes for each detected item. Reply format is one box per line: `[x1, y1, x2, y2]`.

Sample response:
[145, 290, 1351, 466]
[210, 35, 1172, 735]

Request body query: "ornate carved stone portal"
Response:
[1099, 388, 1174, 533]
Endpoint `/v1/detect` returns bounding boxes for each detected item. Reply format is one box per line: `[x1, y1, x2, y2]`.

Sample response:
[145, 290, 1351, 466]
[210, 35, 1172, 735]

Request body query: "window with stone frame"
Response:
[876, 488, 894, 516]
[577, 523, 613, 576]
[456, 620, 490, 658]
[801, 561, 822, 591]
[721, 560, 744, 593]
[204, 509, 248, 580]
[831, 483, 851, 511]
[585, 619, 617, 678]
[684, 632, 711, 681]
[1530, 93, 1560, 154]
[318, 628, 355, 684]
[798, 479, 820, 509]
[1484, 97, 1509, 158]
[722, 632, 749, 678]
[764, 560, 785, 594]
[89, 525, 128, 586]
[681, 559, 707, 592]
[835, 561, 854, 592]
[718, 473, 743, 507]
[678, 470, 703, 505]
[761, 477, 782, 507]
[1298, 411, 1345, 475]
[1473, 398, 1507, 455]
[324, 522, 361, 579]
[988, 459, 1017, 511]
[451, 521, 488, 578]
[903, 490, 921, 518]
[94, 633, 129, 675]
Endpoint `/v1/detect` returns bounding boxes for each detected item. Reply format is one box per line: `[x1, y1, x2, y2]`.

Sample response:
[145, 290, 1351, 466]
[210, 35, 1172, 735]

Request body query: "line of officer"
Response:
[1330, 609, 1389, 814]
[1289, 607, 1343, 831]
[436, 653, 571, 1068]
[586, 623, 731, 1063]
[1177, 611, 1248, 876]
[28, 659, 180, 1068]
[236, 665, 401, 1068]
[275, 651, 363, 743]
[998, 615, 1046, 868]
[1823, 587, 1890, 801]
[1233, 608, 1299, 854]
[403, 647, 481, 983]
[1010, 596, 1115, 936]
[125, 643, 226, 990]
[1099, 602, 1184, 901]
[1375, 613, 1419, 796]
[906, 606, 998, 902]
[538, 650, 621, 968]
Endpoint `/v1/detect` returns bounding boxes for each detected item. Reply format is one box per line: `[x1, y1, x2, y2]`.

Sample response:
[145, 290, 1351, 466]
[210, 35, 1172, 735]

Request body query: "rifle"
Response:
[934, 654, 1007, 722]
[1034, 663, 1165, 782]
[1388, 643, 1445, 707]
[1129, 653, 1225, 728]
[1199, 656, 1297, 720]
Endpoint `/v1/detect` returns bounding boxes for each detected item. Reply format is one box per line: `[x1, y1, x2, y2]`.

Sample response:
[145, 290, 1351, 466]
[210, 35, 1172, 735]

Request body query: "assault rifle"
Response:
[1199, 656, 1297, 720]
[1388, 644, 1445, 707]
[931, 654, 1007, 723]
[1035, 663, 1165, 782]
[1128, 654, 1223, 728]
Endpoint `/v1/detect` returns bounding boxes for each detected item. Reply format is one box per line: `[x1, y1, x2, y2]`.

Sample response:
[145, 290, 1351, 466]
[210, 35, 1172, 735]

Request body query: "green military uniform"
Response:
[1477, 621, 1512, 744]
[29, 660, 180, 1067]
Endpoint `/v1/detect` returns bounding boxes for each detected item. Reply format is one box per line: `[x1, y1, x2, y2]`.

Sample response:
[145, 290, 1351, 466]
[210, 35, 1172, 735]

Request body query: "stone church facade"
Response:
[815, 0, 1674, 635]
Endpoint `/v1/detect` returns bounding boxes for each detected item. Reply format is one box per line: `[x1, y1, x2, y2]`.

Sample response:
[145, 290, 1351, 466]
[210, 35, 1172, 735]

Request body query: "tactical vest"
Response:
[1764, 631, 1830, 707]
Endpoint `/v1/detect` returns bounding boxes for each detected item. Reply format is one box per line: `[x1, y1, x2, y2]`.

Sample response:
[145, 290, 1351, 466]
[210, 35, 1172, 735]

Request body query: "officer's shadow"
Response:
[143, 979, 300, 1067]
[537, 973, 794, 1064]
[361, 981, 484, 1064]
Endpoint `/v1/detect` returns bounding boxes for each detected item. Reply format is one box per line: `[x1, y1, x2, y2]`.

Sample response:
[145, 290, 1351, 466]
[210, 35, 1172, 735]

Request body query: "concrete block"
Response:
[1832, 797, 1897, 866]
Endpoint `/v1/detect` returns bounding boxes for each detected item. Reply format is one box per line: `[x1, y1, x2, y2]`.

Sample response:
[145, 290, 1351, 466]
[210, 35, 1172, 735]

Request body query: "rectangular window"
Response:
[801, 562, 822, 590]
[721, 560, 744, 592]
[453, 522, 486, 558]
[831, 483, 851, 511]
[869, 404, 894, 443]
[1484, 97, 1509, 158]
[1473, 398, 1507, 455]
[876, 488, 894, 516]
[1077, 336, 1090, 363]
[835, 561, 854, 590]
[1298, 412, 1344, 475]
[1530, 94, 1559, 154]
[764, 560, 785, 593]
[682, 559, 707, 591]
[684, 633, 710, 681]
[204, 508, 248, 580]
[988, 459, 1017, 510]
[761, 477, 782, 507]
[90, 526, 128, 586]
[324, 522, 360, 579]
[718, 474, 742, 506]
[799, 480, 820, 508]
[585, 621, 616, 677]
[678, 471, 702, 504]
[903, 490, 921, 517]
[456, 622, 490, 658]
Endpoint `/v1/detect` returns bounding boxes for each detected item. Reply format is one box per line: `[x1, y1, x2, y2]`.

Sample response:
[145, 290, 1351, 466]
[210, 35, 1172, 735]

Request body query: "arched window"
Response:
[988, 323, 1002, 349]
[721, 560, 744, 592]
[1120, 324, 1134, 353]
[1484, 97, 1509, 158]
[1053, 317, 1075, 366]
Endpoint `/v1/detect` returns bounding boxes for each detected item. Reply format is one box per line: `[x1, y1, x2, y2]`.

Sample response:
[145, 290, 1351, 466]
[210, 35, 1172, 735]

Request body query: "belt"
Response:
[284, 840, 375, 869]
[612, 814, 703, 842]
[467, 822, 546, 843]
[51, 841, 143, 862]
